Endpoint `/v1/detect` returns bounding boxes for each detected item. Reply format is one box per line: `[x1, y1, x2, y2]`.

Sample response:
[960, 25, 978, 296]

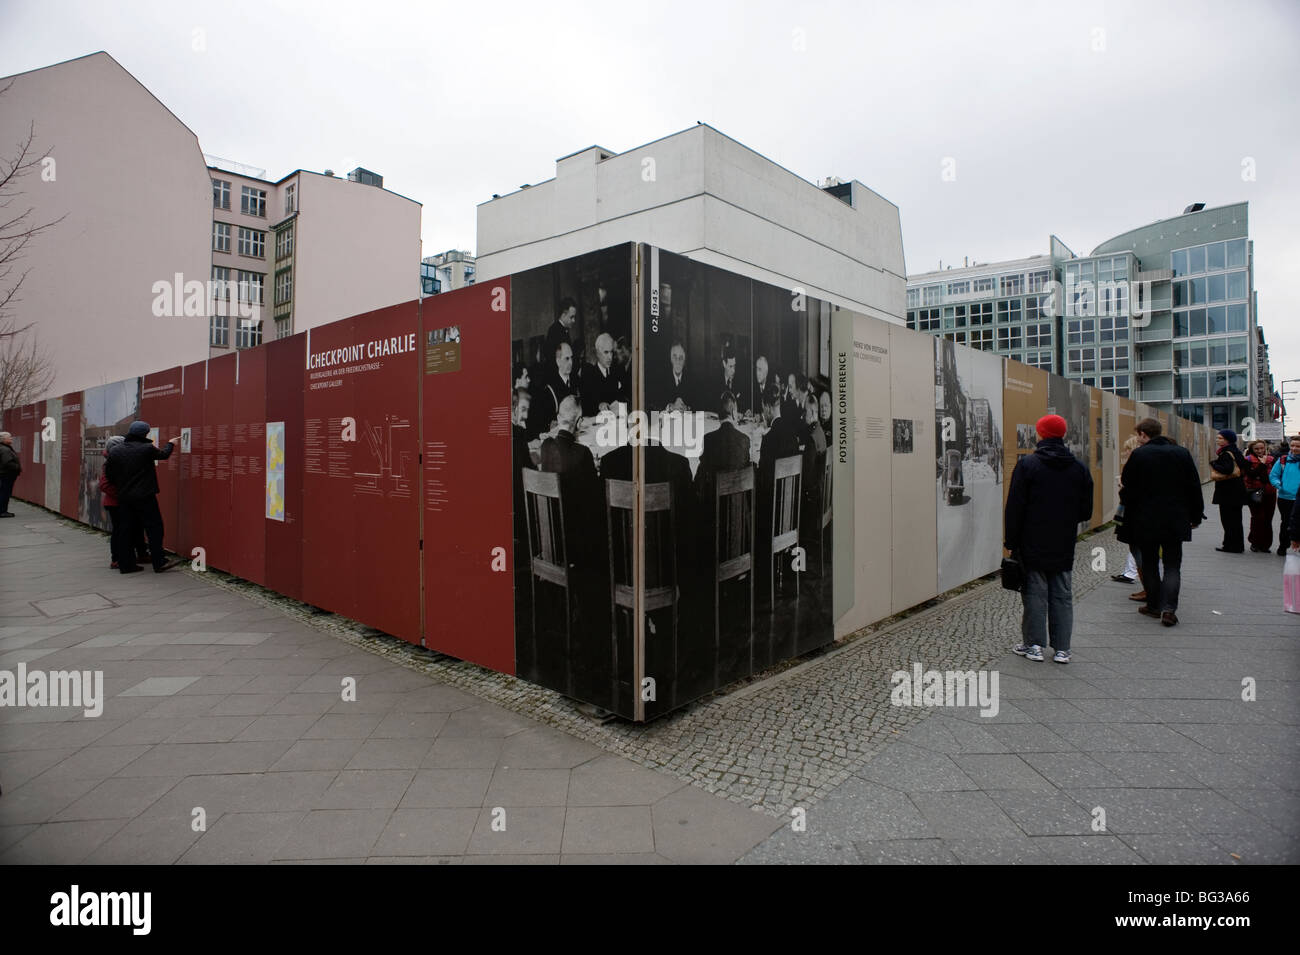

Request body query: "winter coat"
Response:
[1210, 444, 1248, 506]
[1004, 437, 1094, 573]
[1120, 436, 1204, 543]
[0, 441, 21, 480]
[105, 433, 174, 501]
[1269, 454, 1300, 501]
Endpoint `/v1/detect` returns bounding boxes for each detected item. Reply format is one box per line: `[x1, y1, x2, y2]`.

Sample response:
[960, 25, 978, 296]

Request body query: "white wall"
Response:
[292, 172, 422, 329]
[477, 125, 905, 323]
[0, 53, 212, 398]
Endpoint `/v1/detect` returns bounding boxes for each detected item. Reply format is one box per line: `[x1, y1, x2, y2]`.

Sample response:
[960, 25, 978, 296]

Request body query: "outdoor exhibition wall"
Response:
[2, 242, 1219, 721]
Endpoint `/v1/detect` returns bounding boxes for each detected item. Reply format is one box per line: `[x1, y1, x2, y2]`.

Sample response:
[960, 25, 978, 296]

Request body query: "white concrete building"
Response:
[476, 124, 905, 324]
[0, 52, 212, 398]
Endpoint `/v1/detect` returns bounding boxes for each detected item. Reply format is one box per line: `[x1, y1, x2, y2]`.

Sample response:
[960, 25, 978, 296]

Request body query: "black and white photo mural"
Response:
[934, 338, 1004, 592]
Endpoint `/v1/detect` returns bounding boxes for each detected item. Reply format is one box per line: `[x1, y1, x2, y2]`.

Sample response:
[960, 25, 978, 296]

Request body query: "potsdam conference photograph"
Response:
[0, 0, 1294, 921]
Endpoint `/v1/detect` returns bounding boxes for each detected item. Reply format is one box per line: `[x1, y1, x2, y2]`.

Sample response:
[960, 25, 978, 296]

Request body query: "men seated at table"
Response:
[693, 390, 752, 512]
[801, 391, 827, 536]
[580, 333, 626, 417]
[717, 345, 745, 417]
[527, 341, 579, 439]
[512, 387, 535, 544]
[662, 341, 693, 412]
[754, 355, 773, 405]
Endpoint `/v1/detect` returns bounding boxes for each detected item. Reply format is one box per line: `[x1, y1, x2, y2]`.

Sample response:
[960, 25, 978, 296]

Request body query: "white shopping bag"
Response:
[1285, 552, 1300, 614]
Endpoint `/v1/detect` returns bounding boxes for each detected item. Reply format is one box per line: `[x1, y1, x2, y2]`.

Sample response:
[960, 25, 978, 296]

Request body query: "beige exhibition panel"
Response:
[1101, 390, 1119, 522]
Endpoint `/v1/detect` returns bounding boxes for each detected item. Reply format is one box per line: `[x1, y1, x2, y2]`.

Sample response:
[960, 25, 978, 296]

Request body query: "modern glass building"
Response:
[906, 202, 1265, 430]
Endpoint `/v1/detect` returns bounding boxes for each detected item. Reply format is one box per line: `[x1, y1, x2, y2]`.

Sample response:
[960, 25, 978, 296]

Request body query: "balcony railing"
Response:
[1135, 358, 1173, 373]
[1137, 388, 1174, 402]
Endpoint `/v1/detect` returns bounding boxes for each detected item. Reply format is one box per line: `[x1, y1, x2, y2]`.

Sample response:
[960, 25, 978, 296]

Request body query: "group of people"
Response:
[1008, 413, 1299, 665]
[514, 299, 632, 441]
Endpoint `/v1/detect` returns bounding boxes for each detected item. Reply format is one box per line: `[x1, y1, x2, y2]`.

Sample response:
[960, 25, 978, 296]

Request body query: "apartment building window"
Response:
[274, 268, 293, 307]
[284, 183, 296, 216]
[275, 317, 293, 340]
[1100, 374, 1130, 397]
[238, 228, 266, 258]
[211, 266, 232, 304]
[1024, 323, 1051, 348]
[946, 280, 970, 296]
[916, 307, 941, 331]
[1027, 270, 1051, 293]
[235, 318, 263, 349]
[1024, 350, 1053, 371]
[944, 331, 969, 345]
[969, 301, 993, 325]
[922, 285, 941, 306]
[464, 266, 475, 286]
[1068, 347, 1097, 375]
[999, 273, 1024, 297]
[1025, 294, 1049, 322]
[237, 270, 264, 305]
[996, 326, 1022, 350]
[1100, 281, 1127, 316]
[212, 221, 230, 253]
[906, 311, 916, 329]
[1099, 345, 1128, 372]
[1099, 315, 1128, 342]
[210, 314, 228, 347]
[906, 288, 920, 309]
[275, 223, 294, 260]
[996, 299, 1022, 324]
[973, 277, 994, 293]
[241, 186, 267, 217]
[970, 328, 994, 351]
[1066, 319, 1096, 345]
[213, 179, 230, 210]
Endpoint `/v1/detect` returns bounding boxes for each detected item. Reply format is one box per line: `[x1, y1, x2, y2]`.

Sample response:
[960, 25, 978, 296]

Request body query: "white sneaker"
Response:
[1014, 644, 1044, 661]
[1053, 650, 1071, 664]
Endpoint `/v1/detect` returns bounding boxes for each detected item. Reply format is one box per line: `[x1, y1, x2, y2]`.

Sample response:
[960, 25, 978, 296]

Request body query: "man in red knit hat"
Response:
[1004, 413, 1094, 663]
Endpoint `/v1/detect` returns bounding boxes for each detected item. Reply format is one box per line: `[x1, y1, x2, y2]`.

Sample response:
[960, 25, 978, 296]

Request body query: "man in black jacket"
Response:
[1120, 417, 1204, 626]
[105, 421, 179, 573]
[1004, 414, 1094, 663]
[0, 431, 21, 517]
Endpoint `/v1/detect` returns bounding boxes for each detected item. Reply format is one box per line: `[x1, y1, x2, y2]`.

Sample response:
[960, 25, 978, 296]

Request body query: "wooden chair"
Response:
[819, 450, 832, 576]
[769, 454, 803, 609]
[522, 468, 572, 696]
[714, 466, 755, 683]
[607, 479, 678, 709]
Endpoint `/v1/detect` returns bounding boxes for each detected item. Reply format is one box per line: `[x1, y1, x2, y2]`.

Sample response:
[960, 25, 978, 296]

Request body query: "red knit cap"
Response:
[1036, 414, 1068, 439]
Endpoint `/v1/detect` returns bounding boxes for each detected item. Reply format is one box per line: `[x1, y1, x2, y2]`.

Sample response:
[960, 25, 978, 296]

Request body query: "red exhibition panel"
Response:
[31, 401, 49, 507]
[300, 315, 359, 621]
[141, 368, 184, 554]
[421, 281, 514, 673]
[343, 301, 421, 644]
[59, 391, 83, 520]
[177, 361, 207, 561]
[229, 347, 268, 585]
[201, 352, 237, 572]
[264, 334, 305, 602]
[10, 404, 42, 504]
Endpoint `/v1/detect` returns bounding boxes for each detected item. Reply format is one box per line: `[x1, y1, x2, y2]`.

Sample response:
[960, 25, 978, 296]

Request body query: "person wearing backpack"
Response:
[1210, 430, 1249, 553]
[1270, 435, 1300, 555]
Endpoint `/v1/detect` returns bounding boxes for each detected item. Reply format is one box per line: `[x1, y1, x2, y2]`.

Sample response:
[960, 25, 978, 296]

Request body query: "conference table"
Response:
[529, 410, 765, 478]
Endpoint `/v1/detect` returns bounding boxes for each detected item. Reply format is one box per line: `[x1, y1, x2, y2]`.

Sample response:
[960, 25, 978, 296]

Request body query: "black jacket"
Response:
[1210, 444, 1248, 506]
[1004, 437, 1094, 572]
[105, 433, 174, 501]
[0, 441, 21, 479]
[1119, 436, 1204, 543]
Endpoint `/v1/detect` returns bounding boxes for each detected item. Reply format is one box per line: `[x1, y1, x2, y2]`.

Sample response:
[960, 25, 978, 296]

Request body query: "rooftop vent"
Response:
[347, 167, 383, 188]
[1183, 202, 1206, 214]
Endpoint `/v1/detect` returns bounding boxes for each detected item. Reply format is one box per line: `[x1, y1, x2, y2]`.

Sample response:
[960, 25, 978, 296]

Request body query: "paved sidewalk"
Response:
[744, 488, 1300, 864]
[0, 502, 779, 864]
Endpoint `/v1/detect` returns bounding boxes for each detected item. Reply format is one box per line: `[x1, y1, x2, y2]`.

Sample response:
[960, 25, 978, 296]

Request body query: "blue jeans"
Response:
[1021, 569, 1073, 652]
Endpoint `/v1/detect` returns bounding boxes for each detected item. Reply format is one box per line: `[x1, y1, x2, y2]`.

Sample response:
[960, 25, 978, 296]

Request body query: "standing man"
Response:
[544, 298, 579, 374]
[1004, 414, 1094, 663]
[105, 421, 181, 573]
[1119, 417, 1204, 627]
[0, 431, 21, 517]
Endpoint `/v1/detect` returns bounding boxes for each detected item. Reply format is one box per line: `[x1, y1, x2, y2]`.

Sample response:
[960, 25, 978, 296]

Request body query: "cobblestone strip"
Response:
[53, 513, 1130, 817]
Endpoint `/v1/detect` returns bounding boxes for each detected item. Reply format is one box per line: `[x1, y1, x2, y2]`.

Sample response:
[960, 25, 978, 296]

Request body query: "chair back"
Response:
[523, 468, 567, 587]
[771, 454, 802, 552]
[715, 466, 754, 583]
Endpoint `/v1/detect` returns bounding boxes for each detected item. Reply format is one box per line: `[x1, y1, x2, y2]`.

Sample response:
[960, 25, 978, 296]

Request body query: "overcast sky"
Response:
[4, 0, 1298, 396]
